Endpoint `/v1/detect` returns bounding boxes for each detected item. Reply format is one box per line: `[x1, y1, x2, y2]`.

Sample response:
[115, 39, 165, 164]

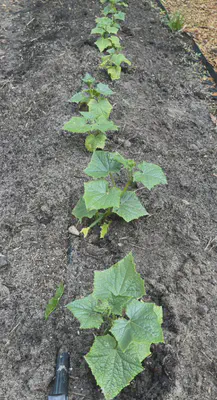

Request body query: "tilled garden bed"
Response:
[0, 0, 217, 399]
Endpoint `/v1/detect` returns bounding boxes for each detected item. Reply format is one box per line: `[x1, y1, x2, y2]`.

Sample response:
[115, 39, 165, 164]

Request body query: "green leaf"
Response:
[89, 98, 113, 118]
[128, 341, 152, 362]
[84, 180, 121, 210]
[69, 91, 88, 104]
[45, 283, 64, 320]
[103, 4, 116, 15]
[111, 53, 131, 66]
[110, 35, 121, 48]
[93, 116, 118, 133]
[106, 26, 119, 34]
[111, 299, 164, 352]
[85, 132, 107, 152]
[100, 221, 112, 238]
[66, 294, 104, 329]
[81, 227, 91, 238]
[113, 152, 136, 170]
[95, 37, 112, 52]
[133, 161, 167, 190]
[63, 116, 90, 133]
[96, 83, 114, 96]
[113, 191, 148, 222]
[84, 151, 122, 178]
[108, 66, 121, 80]
[93, 252, 145, 315]
[72, 197, 96, 222]
[91, 27, 105, 35]
[85, 335, 143, 400]
[114, 11, 126, 20]
[82, 73, 95, 85]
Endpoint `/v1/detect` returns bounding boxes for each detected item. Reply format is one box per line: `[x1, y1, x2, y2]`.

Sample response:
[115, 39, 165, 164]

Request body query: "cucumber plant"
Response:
[67, 252, 164, 400]
[101, 0, 128, 18]
[69, 73, 114, 107]
[63, 110, 118, 152]
[64, 75, 118, 152]
[100, 48, 131, 80]
[72, 150, 167, 237]
[91, 17, 121, 52]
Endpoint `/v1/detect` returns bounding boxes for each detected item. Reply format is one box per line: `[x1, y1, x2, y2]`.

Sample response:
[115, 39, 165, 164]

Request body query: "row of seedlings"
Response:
[61, 1, 167, 399]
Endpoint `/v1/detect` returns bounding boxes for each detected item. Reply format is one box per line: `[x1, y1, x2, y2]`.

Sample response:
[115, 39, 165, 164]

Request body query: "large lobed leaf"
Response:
[72, 197, 97, 222]
[133, 161, 167, 190]
[111, 299, 164, 352]
[66, 294, 104, 329]
[84, 180, 121, 210]
[85, 335, 143, 400]
[88, 98, 113, 118]
[93, 252, 145, 315]
[84, 151, 122, 178]
[113, 191, 148, 222]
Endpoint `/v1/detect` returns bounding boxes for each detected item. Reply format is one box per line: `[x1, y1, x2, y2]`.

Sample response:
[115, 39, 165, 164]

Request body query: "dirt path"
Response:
[1, 0, 217, 399]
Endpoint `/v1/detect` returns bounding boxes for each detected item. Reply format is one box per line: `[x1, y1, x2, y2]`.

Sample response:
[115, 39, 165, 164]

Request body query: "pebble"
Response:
[124, 140, 131, 148]
[68, 225, 80, 236]
[0, 253, 8, 268]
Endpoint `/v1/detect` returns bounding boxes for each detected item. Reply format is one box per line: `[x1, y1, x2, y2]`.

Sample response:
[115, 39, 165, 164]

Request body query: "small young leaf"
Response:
[113, 191, 148, 222]
[84, 151, 122, 178]
[114, 11, 126, 20]
[85, 335, 143, 400]
[91, 26, 105, 35]
[81, 227, 91, 238]
[111, 299, 164, 352]
[100, 221, 111, 238]
[133, 161, 167, 190]
[106, 26, 119, 34]
[103, 4, 116, 15]
[66, 294, 104, 329]
[69, 92, 88, 104]
[111, 53, 131, 66]
[110, 35, 121, 48]
[89, 98, 113, 118]
[95, 37, 112, 52]
[93, 252, 145, 315]
[82, 73, 95, 85]
[63, 116, 90, 133]
[84, 180, 121, 211]
[108, 66, 121, 80]
[96, 83, 114, 96]
[85, 132, 107, 152]
[93, 116, 118, 133]
[72, 197, 96, 222]
[113, 152, 136, 170]
[45, 283, 64, 320]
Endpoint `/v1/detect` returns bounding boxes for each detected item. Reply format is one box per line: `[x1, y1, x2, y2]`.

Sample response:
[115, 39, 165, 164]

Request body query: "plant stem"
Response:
[121, 179, 132, 196]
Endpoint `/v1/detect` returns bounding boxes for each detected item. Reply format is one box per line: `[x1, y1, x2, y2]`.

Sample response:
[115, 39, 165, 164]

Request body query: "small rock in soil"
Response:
[0, 253, 8, 268]
[124, 140, 131, 148]
[68, 225, 80, 236]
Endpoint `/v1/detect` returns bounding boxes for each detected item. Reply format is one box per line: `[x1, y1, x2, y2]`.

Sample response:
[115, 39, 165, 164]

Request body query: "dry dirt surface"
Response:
[1, 0, 217, 399]
[164, 0, 217, 72]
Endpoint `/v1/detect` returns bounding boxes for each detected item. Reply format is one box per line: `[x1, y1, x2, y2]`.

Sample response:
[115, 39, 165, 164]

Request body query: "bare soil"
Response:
[1, 0, 217, 399]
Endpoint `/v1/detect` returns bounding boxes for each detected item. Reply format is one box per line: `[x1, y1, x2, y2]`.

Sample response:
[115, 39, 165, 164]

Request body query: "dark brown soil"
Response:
[1, 0, 217, 399]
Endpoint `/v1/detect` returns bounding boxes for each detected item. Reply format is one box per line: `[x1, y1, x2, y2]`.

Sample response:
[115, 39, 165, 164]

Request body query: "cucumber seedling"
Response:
[100, 47, 131, 80]
[72, 150, 167, 237]
[91, 16, 121, 52]
[67, 252, 164, 400]
[63, 110, 118, 152]
[69, 73, 115, 107]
